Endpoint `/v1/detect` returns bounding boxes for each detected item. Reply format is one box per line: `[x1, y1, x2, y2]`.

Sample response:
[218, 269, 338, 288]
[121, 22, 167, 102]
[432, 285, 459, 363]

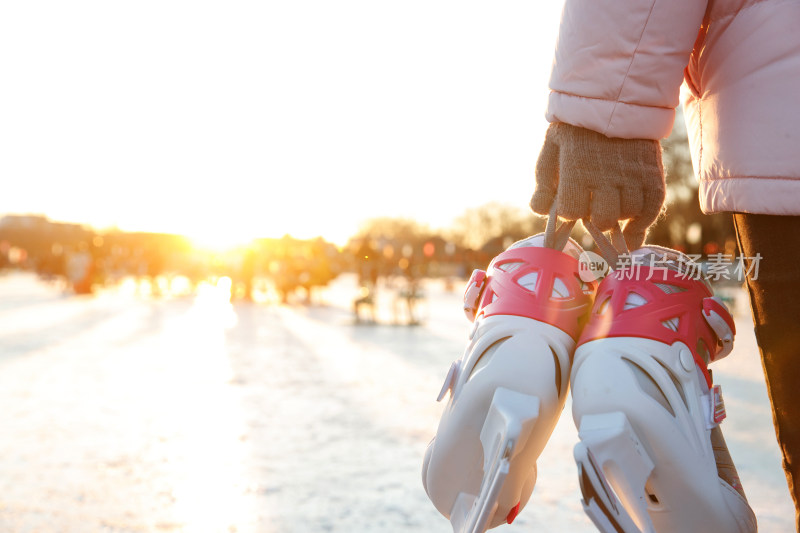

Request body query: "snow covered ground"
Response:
[0, 271, 794, 532]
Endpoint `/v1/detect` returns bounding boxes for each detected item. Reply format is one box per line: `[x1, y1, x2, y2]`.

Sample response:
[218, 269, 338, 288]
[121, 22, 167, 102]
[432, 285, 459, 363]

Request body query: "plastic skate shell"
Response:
[579, 263, 734, 388]
[570, 248, 756, 533]
[449, 388, 540, 533]
[422, 235, 596, 532]
[471, 243, 595, 339]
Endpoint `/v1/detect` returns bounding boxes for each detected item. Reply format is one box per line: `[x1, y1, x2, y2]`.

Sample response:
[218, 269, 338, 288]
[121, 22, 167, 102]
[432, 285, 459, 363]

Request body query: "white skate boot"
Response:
[422, 233, 596, 532]
[570, 246, 757, 533]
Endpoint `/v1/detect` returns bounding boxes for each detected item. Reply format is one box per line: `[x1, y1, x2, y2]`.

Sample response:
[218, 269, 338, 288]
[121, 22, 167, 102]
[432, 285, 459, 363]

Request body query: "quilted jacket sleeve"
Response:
[546, 0, 707, 139]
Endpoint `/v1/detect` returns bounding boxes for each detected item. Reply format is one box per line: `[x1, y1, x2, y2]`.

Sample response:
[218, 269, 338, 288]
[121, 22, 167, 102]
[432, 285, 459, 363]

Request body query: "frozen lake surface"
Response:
[0, 272, 794, 532]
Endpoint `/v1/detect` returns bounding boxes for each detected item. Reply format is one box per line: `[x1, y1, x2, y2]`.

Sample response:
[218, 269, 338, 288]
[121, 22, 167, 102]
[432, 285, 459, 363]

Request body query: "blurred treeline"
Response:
[0, 118, 732, 300]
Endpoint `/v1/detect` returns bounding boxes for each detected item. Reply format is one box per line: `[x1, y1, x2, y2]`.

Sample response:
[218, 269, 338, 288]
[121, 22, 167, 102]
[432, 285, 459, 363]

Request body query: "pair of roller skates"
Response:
[421, 231, 757, 533]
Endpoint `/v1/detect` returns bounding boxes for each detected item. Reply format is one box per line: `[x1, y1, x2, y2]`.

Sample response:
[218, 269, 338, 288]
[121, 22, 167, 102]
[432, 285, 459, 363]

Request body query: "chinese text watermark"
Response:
[609, 253, 762, 282]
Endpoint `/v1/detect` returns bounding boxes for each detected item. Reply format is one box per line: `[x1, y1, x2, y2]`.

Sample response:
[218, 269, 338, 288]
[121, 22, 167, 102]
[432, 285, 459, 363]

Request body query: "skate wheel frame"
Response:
[449, 387, 540, 533]
[575, 412, 656, 533]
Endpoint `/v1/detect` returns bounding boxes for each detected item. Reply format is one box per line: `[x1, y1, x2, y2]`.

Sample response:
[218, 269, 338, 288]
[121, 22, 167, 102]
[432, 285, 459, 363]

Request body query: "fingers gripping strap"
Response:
[545, 203, 577, 252]
[582, 219, 628, 269]
[547, 200, 626, 268]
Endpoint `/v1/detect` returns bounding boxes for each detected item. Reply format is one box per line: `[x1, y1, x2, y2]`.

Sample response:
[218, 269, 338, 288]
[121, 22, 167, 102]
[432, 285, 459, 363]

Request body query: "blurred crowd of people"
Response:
[0, 215, 345, 302]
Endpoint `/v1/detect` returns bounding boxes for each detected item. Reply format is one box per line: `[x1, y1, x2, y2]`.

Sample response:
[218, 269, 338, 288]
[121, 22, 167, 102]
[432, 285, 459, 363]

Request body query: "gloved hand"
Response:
[531, 122, 666, 250]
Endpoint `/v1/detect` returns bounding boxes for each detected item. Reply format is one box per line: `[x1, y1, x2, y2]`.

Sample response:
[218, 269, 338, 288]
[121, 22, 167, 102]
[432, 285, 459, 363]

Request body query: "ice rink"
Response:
[0, 272, 794, 532]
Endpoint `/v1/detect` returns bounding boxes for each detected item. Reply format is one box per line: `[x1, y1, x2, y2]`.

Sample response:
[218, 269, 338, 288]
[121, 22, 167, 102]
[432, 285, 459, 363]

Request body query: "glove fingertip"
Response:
[622, 223, 647, 251]
[530, 188, 556, 215]
[589, 216, 618, 234]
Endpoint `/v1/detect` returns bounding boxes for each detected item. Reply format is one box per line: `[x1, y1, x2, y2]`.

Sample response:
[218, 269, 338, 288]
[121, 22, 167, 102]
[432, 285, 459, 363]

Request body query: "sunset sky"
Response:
[1, 1, 566, 247]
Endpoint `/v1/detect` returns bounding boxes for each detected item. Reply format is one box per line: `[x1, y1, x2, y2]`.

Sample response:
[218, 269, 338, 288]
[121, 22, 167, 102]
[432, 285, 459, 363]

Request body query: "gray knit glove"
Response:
[531, 122, 665, 250]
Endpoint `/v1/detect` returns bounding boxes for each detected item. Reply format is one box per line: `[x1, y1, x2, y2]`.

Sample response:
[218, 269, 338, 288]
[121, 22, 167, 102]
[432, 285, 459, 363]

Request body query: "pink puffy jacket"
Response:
[545, 0, 800, 216]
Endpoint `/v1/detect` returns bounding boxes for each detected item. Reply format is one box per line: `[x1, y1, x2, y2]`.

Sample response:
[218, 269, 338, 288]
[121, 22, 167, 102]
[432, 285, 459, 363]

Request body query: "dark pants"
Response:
[734, 213, 800, 531]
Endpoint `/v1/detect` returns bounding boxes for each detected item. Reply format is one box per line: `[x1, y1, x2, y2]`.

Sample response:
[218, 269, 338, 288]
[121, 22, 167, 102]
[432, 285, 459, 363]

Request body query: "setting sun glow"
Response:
[188, 226, 259, 254]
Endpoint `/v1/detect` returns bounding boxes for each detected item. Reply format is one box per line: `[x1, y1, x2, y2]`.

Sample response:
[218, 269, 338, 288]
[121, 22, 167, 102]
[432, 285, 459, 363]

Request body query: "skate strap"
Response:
[544, 203, 577, 252]
[544, 195, 632, 267]
[582, 219, 629, 270]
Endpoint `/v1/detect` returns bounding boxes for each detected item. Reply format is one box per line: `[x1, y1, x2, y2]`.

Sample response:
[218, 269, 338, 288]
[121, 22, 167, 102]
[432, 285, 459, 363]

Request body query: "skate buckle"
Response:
[704, 384, 727, 428]
[711, 384, 726, 426]
[463, 269, 487, 321]
[703, 297, 735, 361]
